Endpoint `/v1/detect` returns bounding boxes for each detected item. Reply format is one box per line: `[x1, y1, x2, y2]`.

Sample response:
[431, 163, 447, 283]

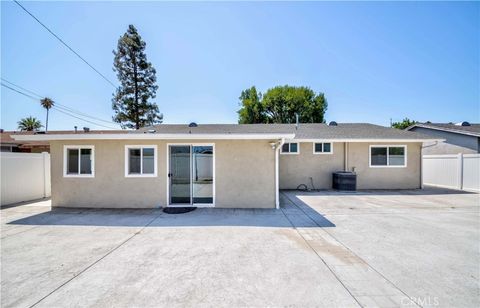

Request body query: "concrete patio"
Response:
[1, 188, 479, 307]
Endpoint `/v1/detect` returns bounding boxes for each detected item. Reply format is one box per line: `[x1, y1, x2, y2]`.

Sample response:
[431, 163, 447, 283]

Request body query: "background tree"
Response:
[237, 86, 266, 124]
[238, 85, 327, 124]
[17, 116, 42, 131]
[391, 118, 417, 130]
[40, 97, 54, 132]
[112, 25, 162, 129]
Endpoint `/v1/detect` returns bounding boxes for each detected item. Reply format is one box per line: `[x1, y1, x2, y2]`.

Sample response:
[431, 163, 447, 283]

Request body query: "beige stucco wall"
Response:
[279, 142, 345, 189]
[50, 139, 276, 209]
[280, 142, 422, 190]
[347, 142, 422, 189]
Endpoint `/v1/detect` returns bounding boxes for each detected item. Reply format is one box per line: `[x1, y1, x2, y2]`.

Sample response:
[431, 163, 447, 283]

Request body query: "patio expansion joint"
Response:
[279, 205, 363, 308]
[28, 211, 164, 308]
[281, 191, 422, 308]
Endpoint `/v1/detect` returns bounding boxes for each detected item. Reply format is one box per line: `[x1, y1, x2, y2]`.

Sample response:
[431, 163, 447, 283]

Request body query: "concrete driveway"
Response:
[1, 189, 479, 308]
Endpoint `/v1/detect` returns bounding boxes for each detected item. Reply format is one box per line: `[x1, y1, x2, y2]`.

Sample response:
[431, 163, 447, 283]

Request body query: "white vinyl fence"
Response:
[422, 154, 480, 192]
[1, 152, 51, 205]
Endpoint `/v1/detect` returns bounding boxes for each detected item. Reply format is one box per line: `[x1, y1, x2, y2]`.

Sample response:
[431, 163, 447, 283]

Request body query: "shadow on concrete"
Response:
[280, 193, 336, 228]
[1, 197, 51, 209]
[6, 205, 336, 228]
[283, 187, 477, 196]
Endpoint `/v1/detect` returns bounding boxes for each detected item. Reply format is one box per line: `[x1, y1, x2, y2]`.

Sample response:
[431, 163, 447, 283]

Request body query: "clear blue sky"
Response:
[1, 1, 479, 130]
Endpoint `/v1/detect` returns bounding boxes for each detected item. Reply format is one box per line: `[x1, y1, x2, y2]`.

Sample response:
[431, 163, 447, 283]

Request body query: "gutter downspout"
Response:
[275, 138, 285, 209]
[344, 142, 349, 171]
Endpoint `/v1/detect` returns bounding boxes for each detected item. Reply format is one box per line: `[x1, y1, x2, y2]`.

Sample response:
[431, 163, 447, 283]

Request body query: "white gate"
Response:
[422, 154, 480, 192]
[1, 152, 51, 205]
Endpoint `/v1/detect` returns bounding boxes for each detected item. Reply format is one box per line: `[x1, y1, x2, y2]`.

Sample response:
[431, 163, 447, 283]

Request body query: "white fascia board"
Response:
[287, 138, 445, 143]
[12, 133, 295, 141]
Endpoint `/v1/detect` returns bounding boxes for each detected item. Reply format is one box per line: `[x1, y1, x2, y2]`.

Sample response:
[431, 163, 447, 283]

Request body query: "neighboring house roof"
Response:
[405, 123, 480, 137]
[10, 123, 439, 142]
[1, 131, 48, 147]
[1, 130, 124, 147]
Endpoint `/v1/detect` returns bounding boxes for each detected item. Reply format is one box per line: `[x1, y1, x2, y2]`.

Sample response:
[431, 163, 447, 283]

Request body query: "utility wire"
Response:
[1, 83, 39, 100]
[13, 0, 117, 88]
[1, 78, 119, 126]
[52, 108, 118, 130]
[1, 77, 43, 98]
[1, 83, 119, 129]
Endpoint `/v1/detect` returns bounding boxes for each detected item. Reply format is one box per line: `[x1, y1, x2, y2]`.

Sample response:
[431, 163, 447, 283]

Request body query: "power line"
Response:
[52, 108, 118, 130]
[1, 78, 43, 98]
[1, 77, 119, 126]
[1, 82, 119, 129]
[13, 0, 117, 88]
[1, 83, 39, 100]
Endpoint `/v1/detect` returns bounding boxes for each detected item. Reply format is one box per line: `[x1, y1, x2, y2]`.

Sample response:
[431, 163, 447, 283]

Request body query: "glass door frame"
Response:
[167, 143, 215, 208]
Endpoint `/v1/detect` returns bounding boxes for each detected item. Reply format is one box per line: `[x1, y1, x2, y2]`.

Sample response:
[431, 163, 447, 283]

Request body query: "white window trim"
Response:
[125, 145, 158, 177]
[313, 142, 333, 155]
[280, 142, 300, 155]
[63, 145, 95, 178]
[369, 145, 407, 168]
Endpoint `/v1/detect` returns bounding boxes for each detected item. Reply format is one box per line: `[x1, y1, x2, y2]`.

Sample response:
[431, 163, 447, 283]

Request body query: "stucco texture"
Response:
[280, 142, 422, 190]
[347, 142, 422, 189]
[279, 142, 345, 189]
[50, 140, 276, 209]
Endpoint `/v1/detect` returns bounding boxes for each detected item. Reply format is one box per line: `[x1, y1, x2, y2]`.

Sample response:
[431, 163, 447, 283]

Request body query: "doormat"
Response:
[163, 207, 197, 214]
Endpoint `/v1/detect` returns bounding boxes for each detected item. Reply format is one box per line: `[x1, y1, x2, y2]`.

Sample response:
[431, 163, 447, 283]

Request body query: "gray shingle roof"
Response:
[407, 123, 480, 137]
[140, 123, 434, 140]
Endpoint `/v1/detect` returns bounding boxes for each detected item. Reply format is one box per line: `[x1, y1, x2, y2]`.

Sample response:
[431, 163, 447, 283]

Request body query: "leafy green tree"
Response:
[17, 116, 42, 131]
[40, 97, 54, 132]
[237, 86, 266, 124]
[391, 118, 417, 130]
[237, 85, 327, 124]
[112, 25, 162, 129]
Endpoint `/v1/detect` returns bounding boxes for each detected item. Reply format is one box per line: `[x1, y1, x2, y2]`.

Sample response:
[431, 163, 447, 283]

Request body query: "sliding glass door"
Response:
[169, 145, 214, 205]
[169, 146, 191, 204]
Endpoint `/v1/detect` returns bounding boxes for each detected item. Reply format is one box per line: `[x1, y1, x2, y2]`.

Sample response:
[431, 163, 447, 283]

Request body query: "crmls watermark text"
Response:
[401, 296, 440, 306]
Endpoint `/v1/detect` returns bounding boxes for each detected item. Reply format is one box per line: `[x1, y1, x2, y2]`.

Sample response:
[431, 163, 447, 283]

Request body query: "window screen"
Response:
[67, 149, 79, 174]
[142, 148, 155, 174]
[314, 143, 332, 153]
[370, 146, 406, 167]
[66, 147, 93, 176]
[281, 143, 299, 153]
[129, 149, 141, 174]
[127, 146, 156, 176]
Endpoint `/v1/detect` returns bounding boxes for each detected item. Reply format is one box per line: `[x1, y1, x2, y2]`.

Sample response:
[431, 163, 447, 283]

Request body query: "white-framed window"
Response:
[313, 142, 333, 154]
[281, 142, 299, 154]
[63, 145, 94, 177]
[125, 145, 157, 177]
[369, 145, 407, 168]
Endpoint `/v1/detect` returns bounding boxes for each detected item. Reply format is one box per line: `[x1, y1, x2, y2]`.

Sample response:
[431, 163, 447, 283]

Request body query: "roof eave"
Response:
[12, 133, 296, 141]
[288, 138, 445, 143]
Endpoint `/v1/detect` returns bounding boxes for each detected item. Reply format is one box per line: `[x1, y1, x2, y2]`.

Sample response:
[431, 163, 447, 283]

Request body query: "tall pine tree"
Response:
[112, 25, 162, 129]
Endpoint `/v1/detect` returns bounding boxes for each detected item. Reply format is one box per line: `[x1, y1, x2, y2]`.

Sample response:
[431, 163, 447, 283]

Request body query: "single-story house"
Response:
[12, 123, 438, 209]
[405, 122, 480, 154]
